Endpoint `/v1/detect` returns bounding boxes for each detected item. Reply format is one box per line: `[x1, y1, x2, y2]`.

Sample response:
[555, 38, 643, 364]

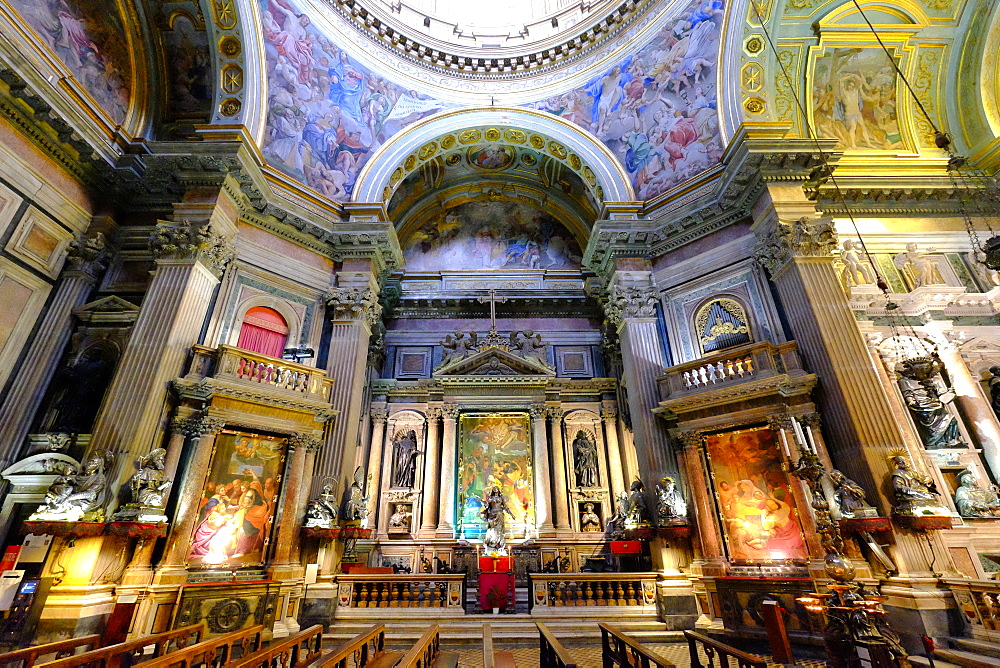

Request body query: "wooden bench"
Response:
[313, 624, 400, 668]
[0, 635, 101, 668]
[35, 625, 205, 668]
[683, 630, 767, 668]
[536, 623, 574, 668]
[599, 623, 676, 668]
[396, 626, 457, 668]
[229, 625, 323, 668]
[483, 624, 515, 668]
[132, 625, 264, 668]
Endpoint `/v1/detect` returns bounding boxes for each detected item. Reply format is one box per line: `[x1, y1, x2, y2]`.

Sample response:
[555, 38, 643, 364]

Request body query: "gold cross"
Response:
[477, 289, 507, 331]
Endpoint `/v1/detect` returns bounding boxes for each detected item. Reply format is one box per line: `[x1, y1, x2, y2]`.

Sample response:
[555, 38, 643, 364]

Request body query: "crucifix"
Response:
[478, 289, 507, 331]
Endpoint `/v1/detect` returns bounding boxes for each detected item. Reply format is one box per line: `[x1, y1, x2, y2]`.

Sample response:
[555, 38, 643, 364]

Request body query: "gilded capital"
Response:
[753, 217, 837, 275]
[150, 221, 235, 277]
[326, 286, 383, 325]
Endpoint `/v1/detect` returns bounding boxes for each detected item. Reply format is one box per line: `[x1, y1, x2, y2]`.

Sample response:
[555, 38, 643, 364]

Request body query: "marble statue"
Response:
[954, 468, 1000, 518]
[888, 452, 948, 516]
[30, 452, 113, 522]
[830, 470, 878, 519]
[481, 486, 516, 556]
[893, 243, 944, 288]
[304, 483, 339, 528]
[112, 448, 171, 522]
[896, 355, 965, 449]
[655, 476, 687, 522]
[606, 491, 629, 538]
[441, 332, 474, 365]
[388, 503, 412, 529]
[988, 367, 1000, 420]
[572, 430, 599, 488]
[580, 502, 602, 532]
[968, 250, 1000, 288]
[391, 429, 421, 488]
[510, 330, 548, 364]
[627, 479, 650, 527]
[840, 239, 876, 287]
[343, 466, 371, 525]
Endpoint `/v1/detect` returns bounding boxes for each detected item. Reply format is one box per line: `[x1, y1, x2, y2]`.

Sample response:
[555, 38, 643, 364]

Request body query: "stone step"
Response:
[935, 648, 1000, 667]
[953, 639, 1000, 660]
[909, 656, 962, 668]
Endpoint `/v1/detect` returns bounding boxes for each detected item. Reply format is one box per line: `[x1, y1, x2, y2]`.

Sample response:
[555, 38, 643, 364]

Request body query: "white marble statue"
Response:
[840, 239, 876, 286]
[30, 452, 113, 522]
[893, 243, 944, 288]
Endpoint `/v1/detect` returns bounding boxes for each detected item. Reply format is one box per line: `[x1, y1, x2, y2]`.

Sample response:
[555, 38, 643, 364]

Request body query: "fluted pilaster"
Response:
[530, 405, 554, 535]
[601, 407, 627, 500]
[436, 404, 459, 536]
[365, 407, 389, 522]
[421, 407, 442, 533]
[548, 407, 571, 530]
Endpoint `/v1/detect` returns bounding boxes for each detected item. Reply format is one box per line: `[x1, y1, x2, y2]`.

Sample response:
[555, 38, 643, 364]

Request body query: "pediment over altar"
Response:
[433, 347, 556, 383]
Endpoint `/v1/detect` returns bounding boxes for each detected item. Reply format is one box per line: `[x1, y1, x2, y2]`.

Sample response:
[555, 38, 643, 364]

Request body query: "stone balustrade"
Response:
[185, 344, 333, 402]
[529, 573, 658, 609]
[658, 341, 808, 400]
[946, 578, 1000, 639]
[334, 574, 466, 616]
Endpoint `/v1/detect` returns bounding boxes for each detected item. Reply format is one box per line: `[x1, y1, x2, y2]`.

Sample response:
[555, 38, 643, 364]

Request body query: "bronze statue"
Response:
[830, 470, 876, 519]
[888, 451, 946, 516]
[627, 479, 650, 527]
[391, 429, 421, 488]
[573, 430, 599, 488]
[896, 355, 965, 449]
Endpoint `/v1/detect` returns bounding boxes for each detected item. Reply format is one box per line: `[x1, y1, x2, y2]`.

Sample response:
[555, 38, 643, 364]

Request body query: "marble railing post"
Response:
[547, 407, 571, 531]
[601, 407, 627, 501]
[365, 407, 389, 523]
[421, 407, 442, 534]
[155, 415, 226, 581]
[936, 343, 1000, 479]
[0, 232, 109, 467]
[436, 404, 459, 537]
[270, 433, 317, 575]
[89, 222, 233, 488]
[752, 212, 951, 578]
[530, 405, 555, 536]
[318, 273, 380, 486]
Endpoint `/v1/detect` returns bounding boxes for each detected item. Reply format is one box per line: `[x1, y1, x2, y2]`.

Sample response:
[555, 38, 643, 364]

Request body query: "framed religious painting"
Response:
[703, 426, 809, 564]
[456, 413, 534, 539]
[186, 430, 286, 568]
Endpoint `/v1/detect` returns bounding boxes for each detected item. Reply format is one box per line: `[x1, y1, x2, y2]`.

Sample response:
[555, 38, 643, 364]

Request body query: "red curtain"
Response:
[237, 307, 288, 358]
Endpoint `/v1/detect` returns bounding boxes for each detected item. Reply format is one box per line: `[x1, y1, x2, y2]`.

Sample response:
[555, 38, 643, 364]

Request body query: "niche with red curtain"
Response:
[237, 306, 289, 358]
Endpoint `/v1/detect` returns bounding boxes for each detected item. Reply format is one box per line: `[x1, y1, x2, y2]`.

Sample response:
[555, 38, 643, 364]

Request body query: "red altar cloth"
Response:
[479, 572, 515, 611]
[479, 556, 513, 572]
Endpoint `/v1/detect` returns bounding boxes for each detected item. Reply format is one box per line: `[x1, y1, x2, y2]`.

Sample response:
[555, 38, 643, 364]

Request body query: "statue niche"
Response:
[572, 430, 599, 488]
[390, 429, 421, 488]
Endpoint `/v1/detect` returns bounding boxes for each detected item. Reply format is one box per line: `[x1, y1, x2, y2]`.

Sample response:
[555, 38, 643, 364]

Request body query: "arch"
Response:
[229, 295, 303, 352]
[692, 295, 753, 355]
[352, 106, 637, 205]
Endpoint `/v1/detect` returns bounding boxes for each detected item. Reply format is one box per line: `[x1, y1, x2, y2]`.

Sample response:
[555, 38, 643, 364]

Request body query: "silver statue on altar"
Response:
[304, 481, 340, 528]
[830, 470, 878, 519]
[30, 452, 113, 522]
[481, 486, 515, 556]
[342, 466, 371, 525]
[113, 448, 172, 523]
[954, 467, 1000, 518]
[655, 476, 687, 524]
[888, 450, 949, 517]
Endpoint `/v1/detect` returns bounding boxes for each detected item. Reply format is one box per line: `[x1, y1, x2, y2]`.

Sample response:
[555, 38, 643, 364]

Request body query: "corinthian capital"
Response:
[605, 285, 659, 326]
[288, 432, 323, 452]
[326, 287, 382, 325]
[150, 221, 235, 277]
[753, 217, 837, 275]
[184, 415, 227, 436]
[65, 232, 110, 281]
[370, 407, 389, 423]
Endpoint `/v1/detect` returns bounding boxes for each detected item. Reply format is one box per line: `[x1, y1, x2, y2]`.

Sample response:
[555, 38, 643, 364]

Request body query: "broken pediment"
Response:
[434, 347, 556, 378]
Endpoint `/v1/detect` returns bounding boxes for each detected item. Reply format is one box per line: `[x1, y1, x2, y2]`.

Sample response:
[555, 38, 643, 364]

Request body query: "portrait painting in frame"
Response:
[187, 430, 286, 568]
[704, 426, 809, 563]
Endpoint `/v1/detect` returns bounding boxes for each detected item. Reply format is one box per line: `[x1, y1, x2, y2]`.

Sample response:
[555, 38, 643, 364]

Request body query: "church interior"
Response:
[1, 0, 1000, 665]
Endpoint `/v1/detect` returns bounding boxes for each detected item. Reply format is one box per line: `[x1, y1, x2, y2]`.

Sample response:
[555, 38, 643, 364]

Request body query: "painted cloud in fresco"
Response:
[260, 0, 448, 200]
[10, 0, 131, 123]
[529, 0, 724, 200]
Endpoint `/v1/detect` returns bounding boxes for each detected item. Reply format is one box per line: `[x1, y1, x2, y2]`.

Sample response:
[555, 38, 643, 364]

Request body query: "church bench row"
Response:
[137, 625, 264, 668]
[30, 625, 206, 668]
[0, 635, 101, 668]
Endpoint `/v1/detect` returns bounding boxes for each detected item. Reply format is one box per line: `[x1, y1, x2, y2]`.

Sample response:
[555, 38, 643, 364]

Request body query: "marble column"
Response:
[601, 407, 627, 501]
[421, 407, 442, 534]
[436, 404, 459, 537]
[89, 223, 233, 487]
[752, 212, 950, 579]
[365, 407, 389, 523]
[270, 433, 315, 576]
[163, 418, 189, 483]
[547, 408, 571, 530]
[937, 343, 1000, 479]
[0, 233, 108, 468]
[317, 277, 380, 485]
[291, 446, 317, 564]
[155, 415, 226, 581]
[530, 405, 555, 535]
[678, 434, 724, 563]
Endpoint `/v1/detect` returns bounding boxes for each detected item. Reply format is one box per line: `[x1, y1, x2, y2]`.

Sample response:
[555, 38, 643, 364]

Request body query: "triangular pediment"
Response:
[73, 295, 140, 323]
[434, 347, 555, 378]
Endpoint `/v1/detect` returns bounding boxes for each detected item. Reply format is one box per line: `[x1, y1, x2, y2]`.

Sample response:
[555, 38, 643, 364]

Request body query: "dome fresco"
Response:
[260, 0, 722, 202]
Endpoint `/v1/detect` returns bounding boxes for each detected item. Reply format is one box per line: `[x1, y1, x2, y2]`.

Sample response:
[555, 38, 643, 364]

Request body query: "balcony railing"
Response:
[658, 341, 809, 401]
[945, 578, 1000, 640]
[334, 575, 467, 616]
[185, 345, 332, 403]
[529, 573, 658, 609]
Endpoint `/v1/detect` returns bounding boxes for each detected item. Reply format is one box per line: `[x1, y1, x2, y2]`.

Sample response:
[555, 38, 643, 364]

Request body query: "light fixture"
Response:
[282, 347, 315, 363]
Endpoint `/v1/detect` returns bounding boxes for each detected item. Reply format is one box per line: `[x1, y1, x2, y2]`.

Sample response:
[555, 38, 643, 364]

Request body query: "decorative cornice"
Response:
[753, 217, 837, 275]
[326, 287, 383, 325]
[149, 222, 236, 277]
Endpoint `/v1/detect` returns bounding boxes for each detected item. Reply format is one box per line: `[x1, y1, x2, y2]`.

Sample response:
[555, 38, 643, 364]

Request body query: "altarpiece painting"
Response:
[187, 430, 286, 568]
[704, 427, 808, 562]
[457, 413, 534, 538]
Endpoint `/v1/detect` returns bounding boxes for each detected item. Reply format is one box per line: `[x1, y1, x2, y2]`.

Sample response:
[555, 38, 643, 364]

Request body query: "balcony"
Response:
[656, 341, 816, 418]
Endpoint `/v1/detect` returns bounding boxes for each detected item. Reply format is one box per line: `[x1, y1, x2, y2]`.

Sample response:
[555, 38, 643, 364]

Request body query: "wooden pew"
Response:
[483, 624, 515, 668]
[130, 625, 264, 668]
[0, 635, 101, 668]
[35, 625, 205, 668]
[396, 626, 457, 668]
[228, 625, 323, 668]
[683, 630, 767, 668]
[312, 624, 400, 668]
[599, 623, 676, 668]
[536, 623, 575, 668]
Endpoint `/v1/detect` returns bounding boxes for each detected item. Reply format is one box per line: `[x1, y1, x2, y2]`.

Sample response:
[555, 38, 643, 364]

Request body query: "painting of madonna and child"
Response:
[704, 427, 809, 562]
[401, 201, 583, 272]
[187, 431, 286, 568]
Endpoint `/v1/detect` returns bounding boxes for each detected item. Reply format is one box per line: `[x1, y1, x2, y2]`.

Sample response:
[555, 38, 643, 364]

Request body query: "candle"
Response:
[804, 423, 819, 454]
[791, 417, 807, 452]
[777, 427, 792, 458]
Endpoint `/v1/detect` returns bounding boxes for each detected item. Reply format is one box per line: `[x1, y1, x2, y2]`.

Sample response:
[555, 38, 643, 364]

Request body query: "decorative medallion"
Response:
[206, 598, 251, 633]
